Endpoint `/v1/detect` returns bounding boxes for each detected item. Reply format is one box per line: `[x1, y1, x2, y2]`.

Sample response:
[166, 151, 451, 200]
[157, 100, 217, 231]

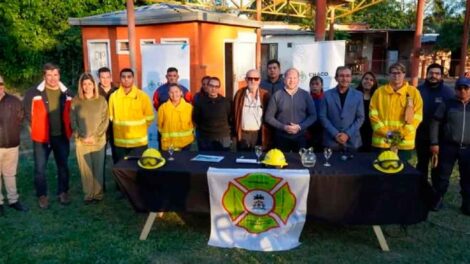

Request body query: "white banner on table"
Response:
[292, 41, 346, 91]
[141, 43, 191, 148]
[207, 168, 310, 251]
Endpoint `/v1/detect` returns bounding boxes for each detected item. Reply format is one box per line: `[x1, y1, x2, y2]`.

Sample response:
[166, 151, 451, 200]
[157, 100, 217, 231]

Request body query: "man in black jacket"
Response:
[416, 64, 454, 182]
[430, 77, 470, 215]
[192, 77, 232, 151]
[0, 75, 28, 216]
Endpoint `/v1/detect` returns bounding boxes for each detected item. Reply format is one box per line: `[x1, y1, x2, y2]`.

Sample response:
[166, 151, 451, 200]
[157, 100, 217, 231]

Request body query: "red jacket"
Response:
[23, 81, 73, 143]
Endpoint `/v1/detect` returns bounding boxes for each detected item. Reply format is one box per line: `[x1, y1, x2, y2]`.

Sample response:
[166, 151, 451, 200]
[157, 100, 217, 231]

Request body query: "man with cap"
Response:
[416, 63, 454, 183]
[430, 77, 470, 214]
[0, 75, 28, 216]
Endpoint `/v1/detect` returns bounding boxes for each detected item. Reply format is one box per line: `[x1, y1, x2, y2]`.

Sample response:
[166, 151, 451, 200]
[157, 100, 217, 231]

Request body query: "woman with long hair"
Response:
[356, 71, 378, 152]
[70, 73, 109, 204]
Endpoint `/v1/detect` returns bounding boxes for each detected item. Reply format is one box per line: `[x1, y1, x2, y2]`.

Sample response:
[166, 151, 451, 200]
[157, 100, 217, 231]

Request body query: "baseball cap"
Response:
[455, 77, 470, 88]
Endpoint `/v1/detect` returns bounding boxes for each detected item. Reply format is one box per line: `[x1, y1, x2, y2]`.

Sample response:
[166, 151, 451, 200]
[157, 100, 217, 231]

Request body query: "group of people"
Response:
[0, 59, 469, 217]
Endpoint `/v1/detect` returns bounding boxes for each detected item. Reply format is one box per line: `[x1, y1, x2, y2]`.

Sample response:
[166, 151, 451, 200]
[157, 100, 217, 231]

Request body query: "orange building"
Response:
[69, 4, 261, 97]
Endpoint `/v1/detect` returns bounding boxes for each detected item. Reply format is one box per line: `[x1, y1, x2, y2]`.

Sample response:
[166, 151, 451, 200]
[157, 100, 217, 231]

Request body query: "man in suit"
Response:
[319, 66, 365, 152]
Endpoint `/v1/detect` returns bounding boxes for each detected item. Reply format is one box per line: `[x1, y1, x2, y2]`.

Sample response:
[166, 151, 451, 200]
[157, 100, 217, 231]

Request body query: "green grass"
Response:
[1, 140, 470, 263]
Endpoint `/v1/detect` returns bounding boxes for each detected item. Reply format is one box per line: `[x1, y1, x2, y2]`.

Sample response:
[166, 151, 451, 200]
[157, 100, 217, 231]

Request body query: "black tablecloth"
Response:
[113, 151, 432, 225]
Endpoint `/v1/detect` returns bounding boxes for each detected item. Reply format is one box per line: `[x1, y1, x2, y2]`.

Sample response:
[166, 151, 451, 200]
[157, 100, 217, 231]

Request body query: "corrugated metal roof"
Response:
[261, 28, 314, 36]
[68, 4, 261, 28]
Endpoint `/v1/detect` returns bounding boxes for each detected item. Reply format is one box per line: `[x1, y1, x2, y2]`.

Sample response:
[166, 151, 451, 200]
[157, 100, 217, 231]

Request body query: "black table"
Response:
[113, 151, 432, 249]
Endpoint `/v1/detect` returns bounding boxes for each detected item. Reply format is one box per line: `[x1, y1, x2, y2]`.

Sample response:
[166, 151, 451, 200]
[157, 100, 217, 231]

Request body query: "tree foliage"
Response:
[338, 0, 415, 29]
[0, 0, 153, 90]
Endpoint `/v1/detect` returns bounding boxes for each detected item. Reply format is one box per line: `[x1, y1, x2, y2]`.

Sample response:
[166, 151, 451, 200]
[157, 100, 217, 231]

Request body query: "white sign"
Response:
[87, 40, 111, 80]
[141, 43, 191, 148]
[292, 41, 346, 91]
[207, 168, 310, 251]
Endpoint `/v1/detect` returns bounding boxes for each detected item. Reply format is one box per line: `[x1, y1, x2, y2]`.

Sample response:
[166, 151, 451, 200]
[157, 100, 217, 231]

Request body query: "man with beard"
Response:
[416, 63, 454, 186]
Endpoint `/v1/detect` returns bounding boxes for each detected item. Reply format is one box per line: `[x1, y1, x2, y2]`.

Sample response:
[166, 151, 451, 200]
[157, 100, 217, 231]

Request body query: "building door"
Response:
[372, 40, 386, 74]
[87, 40, 111, 79]
[232, 41, 256, 97]
[224, 43, 234, 98]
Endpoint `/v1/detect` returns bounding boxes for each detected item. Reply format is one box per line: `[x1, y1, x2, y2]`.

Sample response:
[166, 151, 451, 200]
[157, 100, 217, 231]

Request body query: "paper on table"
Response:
[235, 158, 259, 164]
[191, 154, 224, 162]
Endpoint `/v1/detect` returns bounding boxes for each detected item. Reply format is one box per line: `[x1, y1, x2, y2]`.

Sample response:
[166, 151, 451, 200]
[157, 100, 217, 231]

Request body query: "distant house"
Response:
[261, 23, 442, 77]
[261, 23, 315, 77]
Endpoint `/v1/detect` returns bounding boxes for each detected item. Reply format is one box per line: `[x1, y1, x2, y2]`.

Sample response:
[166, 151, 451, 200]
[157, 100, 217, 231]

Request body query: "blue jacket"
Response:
[260, 76, 284, 95]
[417, 81, 454, 141]
[319, 87, 365, 149]
[265, 88, 317, 138]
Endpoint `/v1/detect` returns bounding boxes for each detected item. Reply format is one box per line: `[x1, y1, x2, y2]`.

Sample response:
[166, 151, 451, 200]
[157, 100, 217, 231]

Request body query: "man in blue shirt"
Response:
[260, 59, 284, 95]
[265, 68, 317, 152]
[153, 67, 192, 110]
[319, 66, 364, 152]
[416, 63, 454, 185]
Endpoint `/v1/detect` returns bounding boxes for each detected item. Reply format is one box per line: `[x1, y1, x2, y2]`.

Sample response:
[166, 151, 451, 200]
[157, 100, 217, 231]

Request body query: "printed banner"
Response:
[207, 168, 310, 251]
[292, 41, 346, 91]
[141, 43, 190, 148]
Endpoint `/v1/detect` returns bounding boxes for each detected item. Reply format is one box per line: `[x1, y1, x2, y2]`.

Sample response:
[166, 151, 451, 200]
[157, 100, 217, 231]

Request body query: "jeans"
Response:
[432, 143, 470, 202]
[33, 135, 70, 197]
[0, 147, 20, 205]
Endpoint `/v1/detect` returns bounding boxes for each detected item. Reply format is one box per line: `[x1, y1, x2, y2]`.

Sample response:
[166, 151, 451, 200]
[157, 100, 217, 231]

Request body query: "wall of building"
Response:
[80, 22, 256, 96]
[261, 35, 315, 74]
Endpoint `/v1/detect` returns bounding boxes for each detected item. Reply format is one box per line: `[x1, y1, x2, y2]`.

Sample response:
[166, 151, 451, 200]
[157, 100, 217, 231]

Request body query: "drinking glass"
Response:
[254, 145, 263, 163]
[168, 144, 175, 161]
[323, 147, 332, 167]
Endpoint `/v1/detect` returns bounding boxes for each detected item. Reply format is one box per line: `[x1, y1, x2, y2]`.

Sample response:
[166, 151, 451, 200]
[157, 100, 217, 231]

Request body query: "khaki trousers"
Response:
[75, 141, 106, 201]
[0, 146, 19, 205]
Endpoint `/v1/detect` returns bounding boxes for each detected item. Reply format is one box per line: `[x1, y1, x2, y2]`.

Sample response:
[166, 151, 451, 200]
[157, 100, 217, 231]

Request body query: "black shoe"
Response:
[431, 196, 444, 211]
[9, 201, 28, 212]
[0, 205, 4, 217]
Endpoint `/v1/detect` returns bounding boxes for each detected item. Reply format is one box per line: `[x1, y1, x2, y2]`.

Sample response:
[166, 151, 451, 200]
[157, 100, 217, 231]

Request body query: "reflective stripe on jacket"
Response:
[157, 99, 194, 150]
[23, 81, 73, 143]
[369, 82, 423, 150]
[109, 86, 154, 148]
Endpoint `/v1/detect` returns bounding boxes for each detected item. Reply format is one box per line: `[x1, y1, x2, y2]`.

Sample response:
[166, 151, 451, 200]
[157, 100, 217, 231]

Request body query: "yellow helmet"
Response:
[261, 148, 288, 168]
[373, 150, 404, 174]
[138, 148, 166, 169]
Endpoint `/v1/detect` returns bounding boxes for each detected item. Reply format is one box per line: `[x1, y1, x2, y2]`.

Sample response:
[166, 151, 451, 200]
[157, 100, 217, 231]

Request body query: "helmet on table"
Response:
[138, 148, 166, 169]
[373, 150, 404, 174]
[261, 148, 288, 168]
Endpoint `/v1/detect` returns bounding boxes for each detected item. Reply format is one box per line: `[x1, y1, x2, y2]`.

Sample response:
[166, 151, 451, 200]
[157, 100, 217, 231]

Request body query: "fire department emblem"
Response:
[221, 172, 297, 234]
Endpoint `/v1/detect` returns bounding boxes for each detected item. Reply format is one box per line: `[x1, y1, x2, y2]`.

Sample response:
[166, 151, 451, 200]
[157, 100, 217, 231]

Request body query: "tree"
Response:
[0, 0, 154, 91]
[338, 0, 415, 29]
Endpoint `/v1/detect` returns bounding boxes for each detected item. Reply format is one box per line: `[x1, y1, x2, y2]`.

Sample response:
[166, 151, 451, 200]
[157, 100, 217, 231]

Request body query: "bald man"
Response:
[233, 69, 271, 151]
[265, 68, 317, 152]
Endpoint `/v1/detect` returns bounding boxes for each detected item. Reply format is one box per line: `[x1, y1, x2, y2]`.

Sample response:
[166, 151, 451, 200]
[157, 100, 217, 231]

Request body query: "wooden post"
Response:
[139, 212, 157, 240]
[372, 225, 390, 252]
[315, 0, 327, 41]
[459, 0, 470, 76]
[256, 0, 262, 70]
[328, 8, 335, 41]
[410, 0, 425, 87]
[127, 0, 137, 84]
